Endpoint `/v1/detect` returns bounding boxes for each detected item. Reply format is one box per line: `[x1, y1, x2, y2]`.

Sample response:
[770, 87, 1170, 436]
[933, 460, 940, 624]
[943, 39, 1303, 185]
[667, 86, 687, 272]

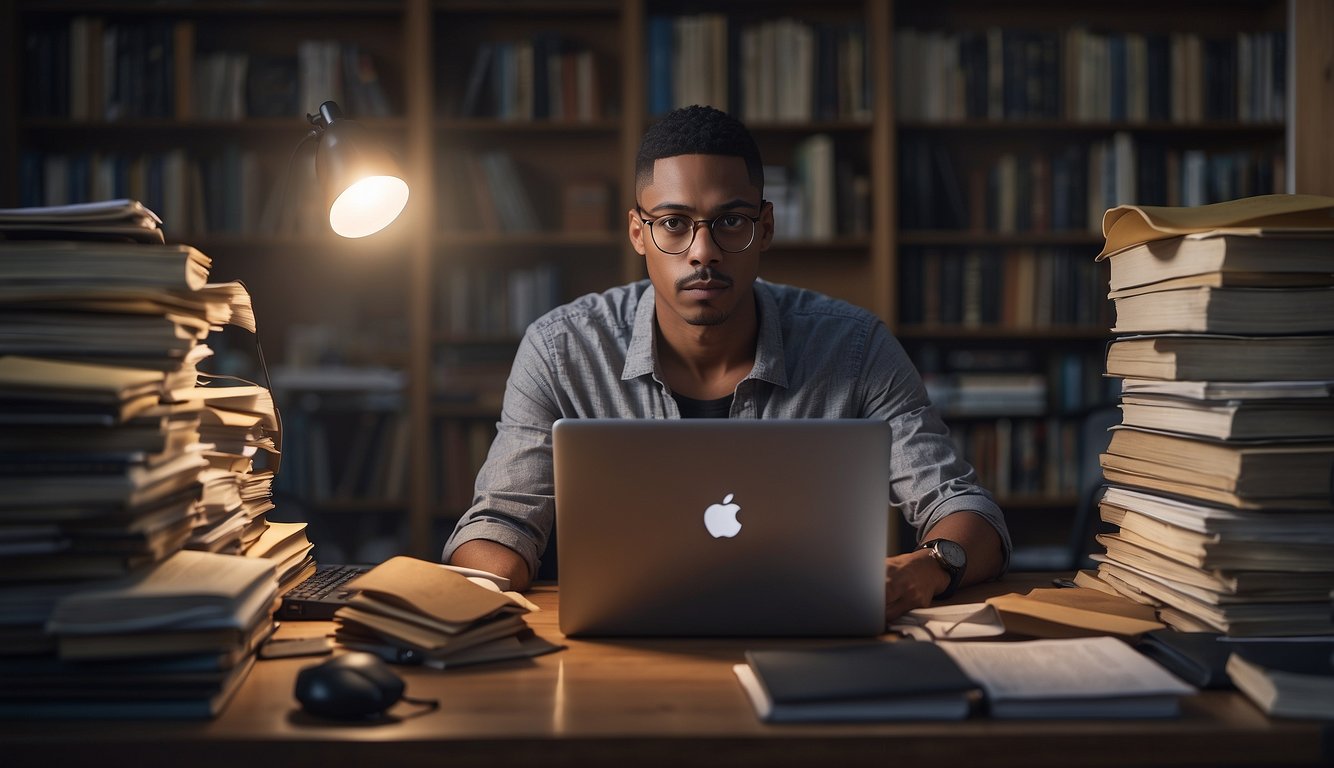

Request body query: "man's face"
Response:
[630, 154, 772, 328]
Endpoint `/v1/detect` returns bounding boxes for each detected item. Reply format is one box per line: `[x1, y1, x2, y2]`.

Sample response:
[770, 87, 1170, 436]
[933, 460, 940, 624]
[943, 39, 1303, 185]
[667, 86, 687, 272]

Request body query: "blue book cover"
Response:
[646, 16, 673, 116]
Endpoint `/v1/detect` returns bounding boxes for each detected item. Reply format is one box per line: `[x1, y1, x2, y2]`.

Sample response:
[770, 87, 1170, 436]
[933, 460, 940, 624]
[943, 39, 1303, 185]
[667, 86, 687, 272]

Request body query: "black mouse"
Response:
[294, 651, 406, 719]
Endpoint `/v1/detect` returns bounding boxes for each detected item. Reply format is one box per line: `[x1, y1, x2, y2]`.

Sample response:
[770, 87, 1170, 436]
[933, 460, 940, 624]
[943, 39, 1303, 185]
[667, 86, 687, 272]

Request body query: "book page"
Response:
[940, 637, 1195, 700]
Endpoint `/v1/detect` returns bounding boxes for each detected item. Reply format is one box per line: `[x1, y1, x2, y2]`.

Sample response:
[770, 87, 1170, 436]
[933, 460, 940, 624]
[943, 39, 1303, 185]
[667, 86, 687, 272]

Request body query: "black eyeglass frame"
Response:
[635, 200, 767, 254]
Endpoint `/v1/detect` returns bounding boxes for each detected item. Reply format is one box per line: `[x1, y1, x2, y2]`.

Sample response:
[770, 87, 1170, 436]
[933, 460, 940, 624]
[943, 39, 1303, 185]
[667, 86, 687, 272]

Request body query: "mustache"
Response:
[676, 267, 734, 290]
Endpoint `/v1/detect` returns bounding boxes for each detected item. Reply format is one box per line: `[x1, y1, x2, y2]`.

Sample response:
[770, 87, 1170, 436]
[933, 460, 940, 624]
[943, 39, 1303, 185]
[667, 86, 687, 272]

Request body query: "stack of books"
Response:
[333, 556, 561, 669]
[243, 520, 315, 594]
[0, 550, 278, 718]
[1088, 194, 1334, 639]
[174, 373, 280, 556]
[0, 199, 284, 717]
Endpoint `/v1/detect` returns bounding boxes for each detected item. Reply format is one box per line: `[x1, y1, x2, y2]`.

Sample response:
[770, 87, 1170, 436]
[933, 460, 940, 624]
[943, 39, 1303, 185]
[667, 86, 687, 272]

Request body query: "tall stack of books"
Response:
[0, 199, 283, 717]
[1087, 194, 1334, 639]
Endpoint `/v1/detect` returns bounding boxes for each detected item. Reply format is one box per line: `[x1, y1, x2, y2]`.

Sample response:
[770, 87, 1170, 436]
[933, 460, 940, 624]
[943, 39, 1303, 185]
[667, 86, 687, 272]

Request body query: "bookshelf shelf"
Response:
[897, 120, 1286, 134]
[20, 117, 409, 132]
[896, 325, 1112, 341]
[436, 118, 621, 134]
[5, 0, 1330, 561]
[435, 231, 621, 248]
[898, 231, 1104, 246]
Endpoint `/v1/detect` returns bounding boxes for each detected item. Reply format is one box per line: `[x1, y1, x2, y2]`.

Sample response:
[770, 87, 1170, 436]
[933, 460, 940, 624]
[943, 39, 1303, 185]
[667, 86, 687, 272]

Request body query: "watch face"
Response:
[933, 539, 967, 570]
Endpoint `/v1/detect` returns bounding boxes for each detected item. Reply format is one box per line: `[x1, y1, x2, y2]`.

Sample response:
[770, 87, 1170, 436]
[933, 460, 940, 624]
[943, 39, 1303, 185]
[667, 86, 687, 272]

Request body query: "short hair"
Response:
[634, 105, 764, 196]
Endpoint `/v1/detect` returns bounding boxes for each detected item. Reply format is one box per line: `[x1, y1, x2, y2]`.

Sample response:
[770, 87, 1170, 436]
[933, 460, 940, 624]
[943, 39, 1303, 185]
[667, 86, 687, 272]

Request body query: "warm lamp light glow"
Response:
[329, 175, 409, 238]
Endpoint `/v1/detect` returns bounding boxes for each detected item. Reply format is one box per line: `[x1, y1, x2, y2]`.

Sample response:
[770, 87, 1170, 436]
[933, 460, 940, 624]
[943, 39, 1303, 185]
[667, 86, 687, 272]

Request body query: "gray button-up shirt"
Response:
[441, 279, 1011, 577]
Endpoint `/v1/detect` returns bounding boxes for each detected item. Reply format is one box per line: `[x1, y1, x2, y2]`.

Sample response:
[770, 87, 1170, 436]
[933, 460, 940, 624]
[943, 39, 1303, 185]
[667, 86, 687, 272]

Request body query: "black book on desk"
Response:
[1135, 630, 1234, 689]
[733, 641, 978, 722]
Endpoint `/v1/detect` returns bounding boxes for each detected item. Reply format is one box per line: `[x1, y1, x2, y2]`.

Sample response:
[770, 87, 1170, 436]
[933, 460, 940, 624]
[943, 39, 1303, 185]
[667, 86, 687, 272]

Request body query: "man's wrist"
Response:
[921, 538, 968, 599]
[913, 548, 952, 598]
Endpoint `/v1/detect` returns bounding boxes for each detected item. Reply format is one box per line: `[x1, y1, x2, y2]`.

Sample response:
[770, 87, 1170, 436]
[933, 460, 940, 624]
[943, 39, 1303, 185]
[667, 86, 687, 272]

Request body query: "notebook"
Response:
[553, 418, 891, 637]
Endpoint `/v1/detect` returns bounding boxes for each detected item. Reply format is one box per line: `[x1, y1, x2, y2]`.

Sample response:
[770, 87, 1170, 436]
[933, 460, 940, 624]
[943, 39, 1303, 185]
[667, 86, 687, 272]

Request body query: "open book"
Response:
[939, 636, 1195, 718]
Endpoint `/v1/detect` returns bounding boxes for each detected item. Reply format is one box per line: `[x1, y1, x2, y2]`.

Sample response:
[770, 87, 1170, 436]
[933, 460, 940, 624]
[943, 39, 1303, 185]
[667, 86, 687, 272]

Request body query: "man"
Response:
[444, 105, 1010, 619]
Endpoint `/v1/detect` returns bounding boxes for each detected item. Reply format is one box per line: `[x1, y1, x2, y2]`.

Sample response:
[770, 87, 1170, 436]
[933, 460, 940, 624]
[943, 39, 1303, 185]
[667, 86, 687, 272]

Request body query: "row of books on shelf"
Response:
[900, 135, 1283, 232]
[438, 151, 616, 234]
[23, 16, 392, 121]
[0, 200, 317, 718]
[450, 36, 604, 121]
[437, 263, 562, 338]
[439, 151, 545, 234]
[436, 138, 869, 241]
[895, 27, 1286, 123]
[947, 416, 1081, 499]
[646, 14, 872, 122]
[1083, 194, 1334, 645]
[434, 417, 496, 515]
[195, 41, 391, 121]
[17, 147, 328, 237]
[914, 345, 1117, 415]
[275, 407, 409, 506]
[898, 246, 1111, 329]
[765, 136, 871, 241]
[276, 399, 497, 515]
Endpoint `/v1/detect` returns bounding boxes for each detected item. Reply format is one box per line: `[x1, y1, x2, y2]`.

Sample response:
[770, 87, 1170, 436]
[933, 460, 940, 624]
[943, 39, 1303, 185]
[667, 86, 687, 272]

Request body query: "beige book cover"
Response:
[342, 555, 525, 628]
[985, 587, 1164, 639]
[1098, 193, 1334, 258]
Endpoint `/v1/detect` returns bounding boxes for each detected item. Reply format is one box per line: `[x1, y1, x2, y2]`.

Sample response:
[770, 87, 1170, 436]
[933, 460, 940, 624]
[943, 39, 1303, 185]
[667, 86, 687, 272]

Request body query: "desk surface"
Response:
[3, 574, 1331, 768]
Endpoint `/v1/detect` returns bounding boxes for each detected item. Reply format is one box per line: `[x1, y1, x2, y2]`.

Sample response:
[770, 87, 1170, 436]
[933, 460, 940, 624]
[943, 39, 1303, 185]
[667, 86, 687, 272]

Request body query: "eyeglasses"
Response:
[636, 204, 763, 254]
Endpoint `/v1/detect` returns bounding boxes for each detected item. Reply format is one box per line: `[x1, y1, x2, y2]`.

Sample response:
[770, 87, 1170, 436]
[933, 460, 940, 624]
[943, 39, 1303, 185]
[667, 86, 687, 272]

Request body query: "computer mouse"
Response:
[294, 651, 406, 719]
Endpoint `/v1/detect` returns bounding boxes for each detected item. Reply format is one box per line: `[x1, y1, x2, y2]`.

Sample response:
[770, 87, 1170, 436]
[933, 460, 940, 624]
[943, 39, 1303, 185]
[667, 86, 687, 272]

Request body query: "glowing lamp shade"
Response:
[312, 101, 409, 238]
[329, 176, 410, 238]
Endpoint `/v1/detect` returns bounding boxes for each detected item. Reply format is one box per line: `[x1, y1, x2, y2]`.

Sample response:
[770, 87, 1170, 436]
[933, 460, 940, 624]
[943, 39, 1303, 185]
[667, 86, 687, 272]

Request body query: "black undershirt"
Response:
[672, 391, 734, 418]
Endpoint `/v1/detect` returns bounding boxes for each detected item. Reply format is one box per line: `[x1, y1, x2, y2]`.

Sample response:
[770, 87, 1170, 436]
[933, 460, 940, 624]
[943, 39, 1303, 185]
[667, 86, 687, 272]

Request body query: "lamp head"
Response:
[309, 101, 409, 238]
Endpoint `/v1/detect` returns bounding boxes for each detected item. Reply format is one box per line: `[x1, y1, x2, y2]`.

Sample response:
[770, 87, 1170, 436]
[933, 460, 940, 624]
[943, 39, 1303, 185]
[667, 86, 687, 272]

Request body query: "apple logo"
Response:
[703, 493, 742, 538]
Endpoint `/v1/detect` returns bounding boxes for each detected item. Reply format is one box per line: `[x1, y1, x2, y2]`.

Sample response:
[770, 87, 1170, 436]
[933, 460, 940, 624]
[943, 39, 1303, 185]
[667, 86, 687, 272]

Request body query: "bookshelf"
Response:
[3, 0, 1331, 563]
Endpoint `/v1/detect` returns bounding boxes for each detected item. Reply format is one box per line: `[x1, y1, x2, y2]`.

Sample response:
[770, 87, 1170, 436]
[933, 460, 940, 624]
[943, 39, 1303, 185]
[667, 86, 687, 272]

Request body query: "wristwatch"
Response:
[921, 538, 967, 599]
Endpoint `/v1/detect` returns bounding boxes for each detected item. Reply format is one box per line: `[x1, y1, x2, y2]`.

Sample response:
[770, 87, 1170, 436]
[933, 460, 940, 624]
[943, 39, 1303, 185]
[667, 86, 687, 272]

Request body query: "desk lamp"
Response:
[305, 101, 409, 238]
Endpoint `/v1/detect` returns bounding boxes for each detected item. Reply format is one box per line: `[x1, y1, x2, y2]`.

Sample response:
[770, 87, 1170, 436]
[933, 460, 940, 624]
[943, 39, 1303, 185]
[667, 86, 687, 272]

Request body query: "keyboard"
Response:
[278, 563, 372, 620]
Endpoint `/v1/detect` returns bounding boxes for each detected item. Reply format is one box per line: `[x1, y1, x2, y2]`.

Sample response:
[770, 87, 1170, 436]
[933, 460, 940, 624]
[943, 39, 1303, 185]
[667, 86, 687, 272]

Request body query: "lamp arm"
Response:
[270, 130, 320, 236]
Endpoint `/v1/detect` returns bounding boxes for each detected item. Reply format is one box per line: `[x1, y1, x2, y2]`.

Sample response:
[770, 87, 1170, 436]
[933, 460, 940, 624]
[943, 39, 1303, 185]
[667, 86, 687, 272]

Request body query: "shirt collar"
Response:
[621, 280, 788, 389]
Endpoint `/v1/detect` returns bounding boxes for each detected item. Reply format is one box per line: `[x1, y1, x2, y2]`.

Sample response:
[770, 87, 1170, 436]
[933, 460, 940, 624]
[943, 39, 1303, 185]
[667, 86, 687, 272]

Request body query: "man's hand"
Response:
[884, 510, 1006, 621]
[883, 548, 950, 621]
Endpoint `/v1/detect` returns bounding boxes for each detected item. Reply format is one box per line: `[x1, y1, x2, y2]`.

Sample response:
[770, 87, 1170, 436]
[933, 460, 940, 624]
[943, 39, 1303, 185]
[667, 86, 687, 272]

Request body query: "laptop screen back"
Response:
[553, 419, 890, 637]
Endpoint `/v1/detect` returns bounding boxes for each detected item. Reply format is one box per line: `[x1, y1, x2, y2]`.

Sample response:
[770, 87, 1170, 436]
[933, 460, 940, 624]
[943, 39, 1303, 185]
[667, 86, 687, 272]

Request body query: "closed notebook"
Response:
[1135, 630, 1234, 689]
[735, 641, 977, 722]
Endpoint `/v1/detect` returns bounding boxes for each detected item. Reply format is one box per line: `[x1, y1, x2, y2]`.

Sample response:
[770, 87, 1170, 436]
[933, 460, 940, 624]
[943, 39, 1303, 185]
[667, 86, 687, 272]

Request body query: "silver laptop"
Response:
[553, 418, 890, 637]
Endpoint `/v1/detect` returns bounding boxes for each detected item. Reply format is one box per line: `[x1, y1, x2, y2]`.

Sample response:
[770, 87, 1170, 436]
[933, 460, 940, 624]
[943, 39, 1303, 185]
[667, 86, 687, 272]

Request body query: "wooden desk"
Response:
[3, 574, 1331, 768]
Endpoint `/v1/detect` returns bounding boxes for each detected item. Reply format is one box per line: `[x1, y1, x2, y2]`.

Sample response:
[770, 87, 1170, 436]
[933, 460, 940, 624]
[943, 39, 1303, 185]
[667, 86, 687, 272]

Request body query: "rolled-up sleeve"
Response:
[440, 327, 561, 577]
[860, 323, 1013, 572]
